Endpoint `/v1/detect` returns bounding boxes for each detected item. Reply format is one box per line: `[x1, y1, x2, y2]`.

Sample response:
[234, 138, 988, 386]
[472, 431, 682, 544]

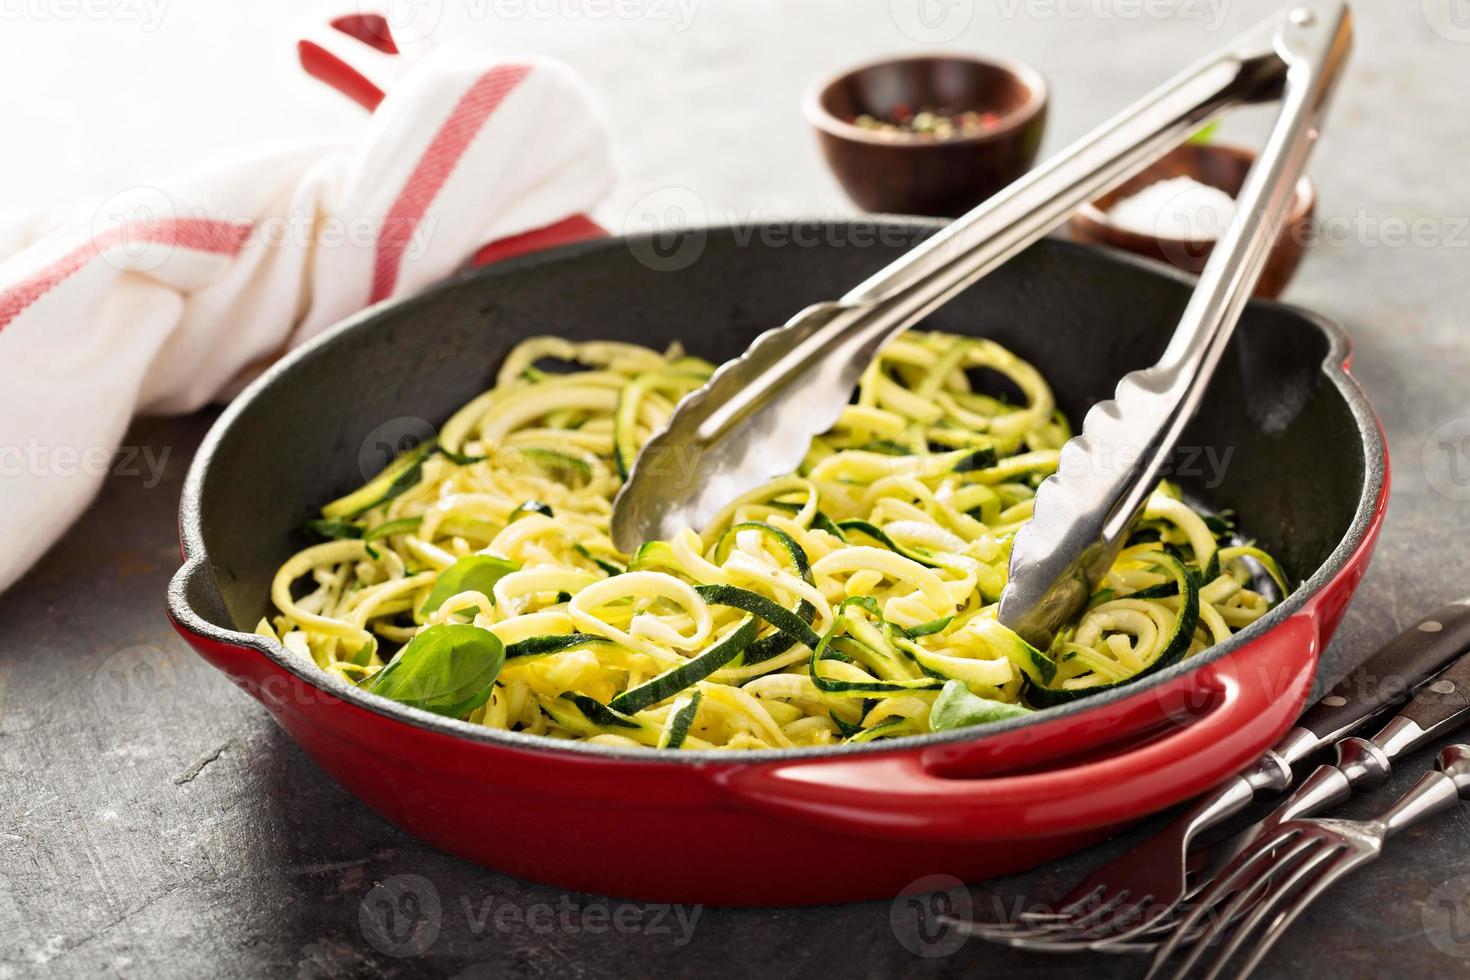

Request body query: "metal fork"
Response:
[955, 753, 1289, 947]
[950, 600, 1470, 950]
[1173, 637, 1470, 899]
[1146, 744, 1470, 980]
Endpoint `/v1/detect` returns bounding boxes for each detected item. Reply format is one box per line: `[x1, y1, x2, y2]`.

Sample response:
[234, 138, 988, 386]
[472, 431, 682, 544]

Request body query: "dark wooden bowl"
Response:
[806, 54, 1048, 218]
[1070, 143, 1316, 299]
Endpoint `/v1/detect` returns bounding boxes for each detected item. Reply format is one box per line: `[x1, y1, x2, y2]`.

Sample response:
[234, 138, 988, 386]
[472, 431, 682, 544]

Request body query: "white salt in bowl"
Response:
[1070, 142, 1315, 299]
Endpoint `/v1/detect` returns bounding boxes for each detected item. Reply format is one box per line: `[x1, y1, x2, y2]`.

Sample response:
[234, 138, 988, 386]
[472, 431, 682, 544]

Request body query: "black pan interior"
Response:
[191, 224, 1365, 638]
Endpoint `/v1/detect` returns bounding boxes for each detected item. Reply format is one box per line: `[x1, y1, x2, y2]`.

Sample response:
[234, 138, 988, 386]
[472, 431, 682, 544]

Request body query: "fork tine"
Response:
[1000, 893, 1177, 950]
[1223, 849, 1359, 980]
[1144, 830, 1310, 978]
[963, 882, 1140, 940]
[963, 888, 1132, 943]
[957, 884, 1106, 936]
[1193, 843, 1346, 980]
[1153, 841, 1322, 980]
[986, 832, 1275, 953]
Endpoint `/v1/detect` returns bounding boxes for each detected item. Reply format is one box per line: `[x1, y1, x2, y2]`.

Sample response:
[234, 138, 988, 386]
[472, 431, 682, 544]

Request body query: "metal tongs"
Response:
[611, 1, 1352, 648]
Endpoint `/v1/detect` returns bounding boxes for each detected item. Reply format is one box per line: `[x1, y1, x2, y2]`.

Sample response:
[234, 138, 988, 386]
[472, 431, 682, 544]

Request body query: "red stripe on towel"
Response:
[0, 217, 251, 333]
[370, 63, 532, 303]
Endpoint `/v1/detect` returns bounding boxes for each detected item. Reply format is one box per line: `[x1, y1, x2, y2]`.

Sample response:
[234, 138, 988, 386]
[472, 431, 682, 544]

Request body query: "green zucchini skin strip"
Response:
[808, 598, 944, 696]
[365, 516, 423, 541]
[953, 446, 999, 471]
[694, 584, 822, 651]
[836, 520, 944, 568]
[712, 521, 814, 581]
[767, 501, 847, 541]
[574, 544, 625, 576]
[906, 616, 954, 639]
[657, 690, 704, 749]
[1220, 545, 1290, 595]
[708, 523, 818, 662]
[962, 618, 1055, 685]
[696, 520, 817, 667]
[437, 446, 487, 466]
[608, 615, 759, 714]
[1027, 552, 1201, 708]
[505, 633, 617, 662]
[323, 438, 439, 519]
[845, 717, 907, 743]
[509, 500, 554, 522]
[613, 370, 710, 479]
[1121, 581, 1180, 600]
[558, 693, 642, 730]
[304, 519, 364, 540]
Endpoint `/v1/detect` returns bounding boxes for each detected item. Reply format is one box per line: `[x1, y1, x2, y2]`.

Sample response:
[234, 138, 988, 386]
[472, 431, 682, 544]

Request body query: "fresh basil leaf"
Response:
[930, 679, 1032, 732]
[419, 554, 521, 616]
[349, 640, 375, 667]
[366, 623, 504, 717]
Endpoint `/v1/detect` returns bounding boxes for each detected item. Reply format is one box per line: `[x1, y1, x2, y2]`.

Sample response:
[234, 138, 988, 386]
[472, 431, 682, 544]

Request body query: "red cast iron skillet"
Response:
[168, 220, 1387, 906]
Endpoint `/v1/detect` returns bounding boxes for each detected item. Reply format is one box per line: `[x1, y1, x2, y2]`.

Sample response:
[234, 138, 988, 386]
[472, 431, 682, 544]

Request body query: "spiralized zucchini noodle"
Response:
[263, 331, 1286, 750]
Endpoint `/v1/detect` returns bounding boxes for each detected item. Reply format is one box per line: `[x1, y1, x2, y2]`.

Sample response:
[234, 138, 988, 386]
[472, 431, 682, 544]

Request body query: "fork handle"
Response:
[1377, 744, 1470, 838]
[1274, 599, 1470, 765]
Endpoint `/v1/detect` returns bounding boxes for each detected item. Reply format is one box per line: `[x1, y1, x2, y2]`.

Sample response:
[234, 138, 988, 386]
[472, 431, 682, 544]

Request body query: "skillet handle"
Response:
[469, 216, 609, 267]
[718, 616, 1317, 841]
[297, 14, 401, 111]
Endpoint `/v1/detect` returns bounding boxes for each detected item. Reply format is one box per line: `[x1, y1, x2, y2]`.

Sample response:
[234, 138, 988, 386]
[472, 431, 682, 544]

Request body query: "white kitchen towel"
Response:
[0, 41, 612, 594]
